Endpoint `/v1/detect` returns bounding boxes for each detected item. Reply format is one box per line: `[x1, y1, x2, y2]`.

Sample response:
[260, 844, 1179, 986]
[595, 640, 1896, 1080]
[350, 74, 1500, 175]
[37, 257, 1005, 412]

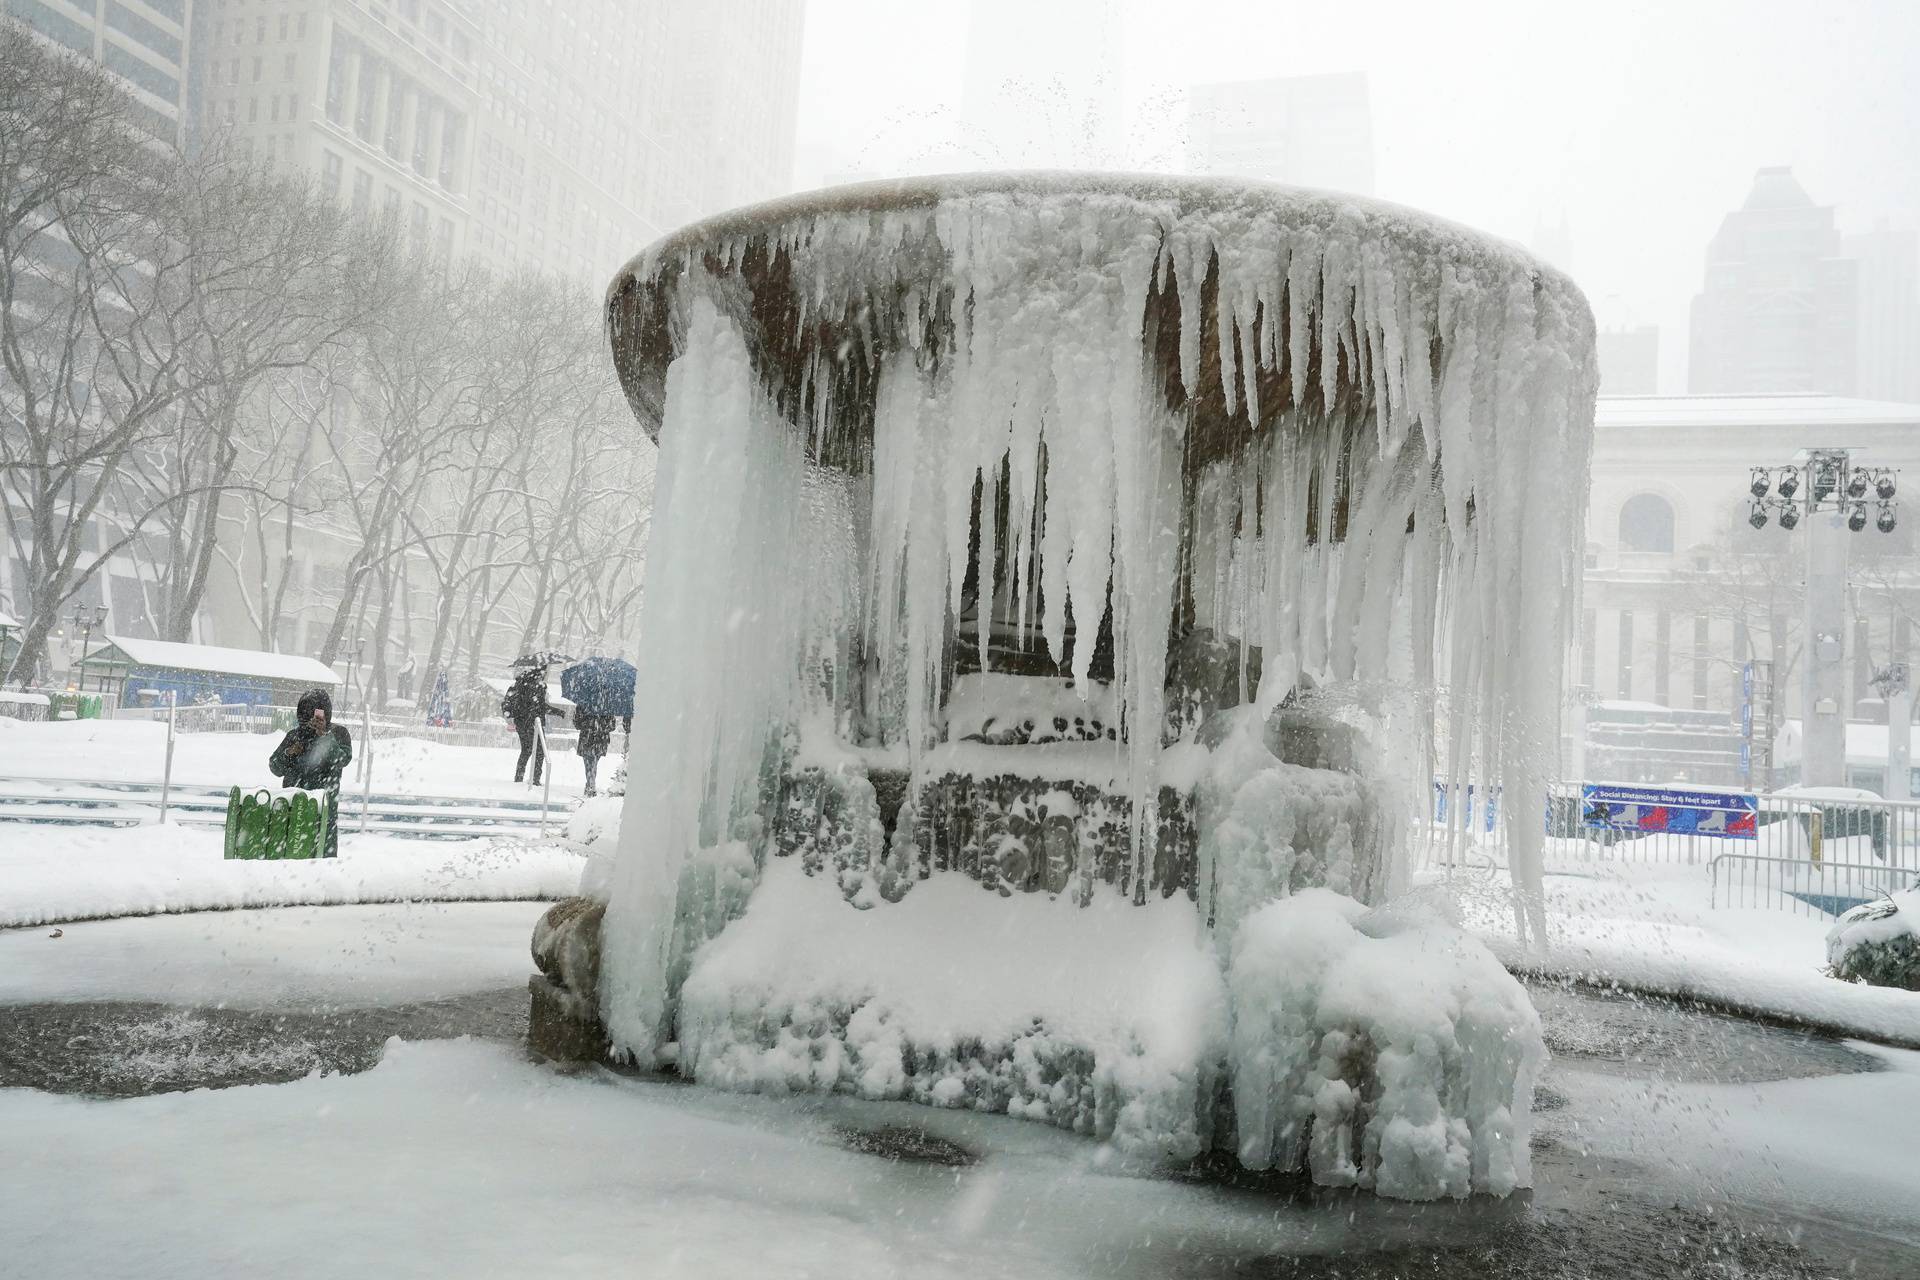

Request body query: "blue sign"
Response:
[1581, 783, 1758, 838]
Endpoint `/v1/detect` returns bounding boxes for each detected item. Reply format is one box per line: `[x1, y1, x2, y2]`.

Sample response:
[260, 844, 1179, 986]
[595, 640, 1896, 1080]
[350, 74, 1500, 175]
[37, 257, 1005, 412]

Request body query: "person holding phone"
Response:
[268, 687, 354, 857]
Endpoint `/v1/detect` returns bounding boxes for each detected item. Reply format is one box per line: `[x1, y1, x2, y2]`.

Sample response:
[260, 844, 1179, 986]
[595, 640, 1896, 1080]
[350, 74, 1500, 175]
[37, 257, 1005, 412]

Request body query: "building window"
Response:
[252, 55, 263, 83]
[107, 1, 183, 63]
[248, 96, 258, 123]
[322, 151, 343, 198]
[352, 171, 372, 214]
[1619, 494, 1676, 553]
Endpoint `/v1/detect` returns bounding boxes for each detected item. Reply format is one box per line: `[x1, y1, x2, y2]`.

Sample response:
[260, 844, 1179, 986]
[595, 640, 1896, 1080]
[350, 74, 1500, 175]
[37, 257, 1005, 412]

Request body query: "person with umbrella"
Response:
[503, 652, 569, 785]
[562, 655, 636, 797]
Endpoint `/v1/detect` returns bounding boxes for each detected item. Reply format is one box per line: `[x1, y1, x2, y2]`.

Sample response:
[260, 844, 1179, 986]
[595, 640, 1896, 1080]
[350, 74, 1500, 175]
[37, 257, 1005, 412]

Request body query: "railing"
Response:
[114, 701, 280, 734]
[10, 689, 120, 720]
[1420, 778, 1920, 915]
[107, 702, 578, 751]
[0, 776, 567, 839]
[1546, 784, 1920, 876]
[1709, 853, 1911, 915]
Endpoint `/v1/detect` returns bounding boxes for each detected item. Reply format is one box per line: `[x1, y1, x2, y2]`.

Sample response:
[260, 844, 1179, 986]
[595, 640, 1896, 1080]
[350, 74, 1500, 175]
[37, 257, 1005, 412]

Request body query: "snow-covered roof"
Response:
[1596, 394, 1920, 431]
[1775, 719, 1918, 766]
[89, 636, 339, 685]
[0, 611, 19, 629]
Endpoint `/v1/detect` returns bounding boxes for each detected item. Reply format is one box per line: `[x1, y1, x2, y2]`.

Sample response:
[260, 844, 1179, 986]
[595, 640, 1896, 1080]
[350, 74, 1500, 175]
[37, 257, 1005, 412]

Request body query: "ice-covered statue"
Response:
[530, 174, 1596, 1201]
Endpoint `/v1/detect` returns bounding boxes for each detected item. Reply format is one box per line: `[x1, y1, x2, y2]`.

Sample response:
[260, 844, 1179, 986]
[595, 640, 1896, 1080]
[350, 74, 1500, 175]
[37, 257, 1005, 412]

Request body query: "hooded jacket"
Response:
[268, 688, 354, 792]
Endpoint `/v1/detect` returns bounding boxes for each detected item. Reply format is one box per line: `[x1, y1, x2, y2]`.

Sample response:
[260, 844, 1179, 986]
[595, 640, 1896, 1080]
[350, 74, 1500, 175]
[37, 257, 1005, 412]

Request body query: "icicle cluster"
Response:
[599, 177, 1597, 1059]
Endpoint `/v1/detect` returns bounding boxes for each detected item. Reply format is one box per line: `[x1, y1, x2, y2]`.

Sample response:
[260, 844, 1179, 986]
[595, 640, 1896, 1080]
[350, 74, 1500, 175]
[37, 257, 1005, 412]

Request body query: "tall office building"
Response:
[4, 0, 196, 143]
[189, 0, 806, 285]
[1847, 222, 1920, 405]
[193, 0, 474, 262]
[1688, 167, 1857, 395]
[1185, 72, 1374, 196]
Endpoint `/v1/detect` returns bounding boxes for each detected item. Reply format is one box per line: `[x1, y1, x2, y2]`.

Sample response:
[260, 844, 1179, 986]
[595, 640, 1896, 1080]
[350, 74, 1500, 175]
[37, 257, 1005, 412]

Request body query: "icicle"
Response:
[602, 179, 1598, 1044]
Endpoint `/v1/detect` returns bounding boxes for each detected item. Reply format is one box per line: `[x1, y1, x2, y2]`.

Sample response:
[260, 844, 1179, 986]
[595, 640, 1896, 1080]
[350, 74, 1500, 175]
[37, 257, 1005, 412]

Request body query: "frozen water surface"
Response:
[4, 904, 1918, 1277]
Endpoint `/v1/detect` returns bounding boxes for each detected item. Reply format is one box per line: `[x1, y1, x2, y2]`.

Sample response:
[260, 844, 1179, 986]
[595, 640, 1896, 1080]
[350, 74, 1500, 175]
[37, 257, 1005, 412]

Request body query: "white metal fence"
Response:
[1421, 779, 1920, 915]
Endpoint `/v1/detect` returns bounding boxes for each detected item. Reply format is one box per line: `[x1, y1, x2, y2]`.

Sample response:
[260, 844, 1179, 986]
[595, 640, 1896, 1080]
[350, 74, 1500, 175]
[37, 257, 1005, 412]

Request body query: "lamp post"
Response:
[1745, 450, 1901, 789]
[69, 604, 108, 692]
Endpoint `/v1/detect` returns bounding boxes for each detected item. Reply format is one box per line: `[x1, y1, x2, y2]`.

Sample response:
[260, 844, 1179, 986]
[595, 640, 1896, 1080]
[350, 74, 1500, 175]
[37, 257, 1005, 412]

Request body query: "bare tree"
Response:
[0, 30, 206, 681]
[115, 147, 396, 641]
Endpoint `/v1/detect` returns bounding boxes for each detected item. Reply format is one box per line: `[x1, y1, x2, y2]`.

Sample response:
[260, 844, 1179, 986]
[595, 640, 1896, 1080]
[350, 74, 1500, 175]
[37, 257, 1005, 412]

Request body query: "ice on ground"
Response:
[677, 857, 1227, 1160]
[0, 822, 582, 927]
[1227, 888, 1543, 1199]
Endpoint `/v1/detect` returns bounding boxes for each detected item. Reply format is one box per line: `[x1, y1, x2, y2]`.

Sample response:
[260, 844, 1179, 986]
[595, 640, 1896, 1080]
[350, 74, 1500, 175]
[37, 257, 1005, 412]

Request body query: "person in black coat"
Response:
[574, 706, 616, 796]
[503, 668, 560, 784]
[268, 687, 353, 858]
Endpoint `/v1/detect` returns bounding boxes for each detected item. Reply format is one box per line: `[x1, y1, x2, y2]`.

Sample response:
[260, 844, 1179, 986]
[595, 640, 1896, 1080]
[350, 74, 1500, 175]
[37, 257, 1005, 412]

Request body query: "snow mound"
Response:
[563, 795, 626, 852]
[676, 858, 1227, 1160]
[1828, 887, 1920, 991]
[1228, 888, 1543, 1200]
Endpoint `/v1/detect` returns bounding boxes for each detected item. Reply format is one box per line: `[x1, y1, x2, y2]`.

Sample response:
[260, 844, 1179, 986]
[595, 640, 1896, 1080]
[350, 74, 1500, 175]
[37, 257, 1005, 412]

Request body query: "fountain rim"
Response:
[606, 169, 1578, 311]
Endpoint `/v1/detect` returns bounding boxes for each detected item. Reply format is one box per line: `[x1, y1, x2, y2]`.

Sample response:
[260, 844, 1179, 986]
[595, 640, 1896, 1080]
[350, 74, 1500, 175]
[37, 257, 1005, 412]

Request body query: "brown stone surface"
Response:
[526, 975, 609, 1064]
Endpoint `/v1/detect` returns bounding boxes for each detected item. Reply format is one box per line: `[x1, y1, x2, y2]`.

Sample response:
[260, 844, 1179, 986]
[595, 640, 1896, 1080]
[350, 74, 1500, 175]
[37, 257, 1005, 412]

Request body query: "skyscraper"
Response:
[1846, 222, 1920, 404]
[4, 0, 196, 143]
[1185, 72, 1374, 197]
[189, 0, 805, 285]
[1688, 167, 1857, 395]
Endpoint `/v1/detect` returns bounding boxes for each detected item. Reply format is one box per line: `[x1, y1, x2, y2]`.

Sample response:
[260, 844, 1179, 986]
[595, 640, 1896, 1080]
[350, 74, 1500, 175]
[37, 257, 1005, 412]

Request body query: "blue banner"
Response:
[1581, 783, 1758, 838]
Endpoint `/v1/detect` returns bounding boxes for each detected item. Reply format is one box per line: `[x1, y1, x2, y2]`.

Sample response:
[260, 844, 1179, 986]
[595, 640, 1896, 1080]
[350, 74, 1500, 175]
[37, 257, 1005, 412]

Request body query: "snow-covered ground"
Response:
[0, 900, 548, 1008]
[0, 717, 620, 801]
[0, 823, 582, 928]
[4, 898, 1919, 1278]
[1445, 840, 1920, 1045]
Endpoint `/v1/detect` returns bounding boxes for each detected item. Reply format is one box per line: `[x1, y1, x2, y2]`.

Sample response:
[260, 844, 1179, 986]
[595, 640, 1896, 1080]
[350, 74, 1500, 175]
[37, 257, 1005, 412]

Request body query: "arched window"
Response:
[1619, 494, 1675, 553]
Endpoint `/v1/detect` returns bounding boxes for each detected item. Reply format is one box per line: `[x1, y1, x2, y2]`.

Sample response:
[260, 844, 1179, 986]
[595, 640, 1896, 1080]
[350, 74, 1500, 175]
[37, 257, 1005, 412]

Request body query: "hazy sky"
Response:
[794, 0, 1920, 393]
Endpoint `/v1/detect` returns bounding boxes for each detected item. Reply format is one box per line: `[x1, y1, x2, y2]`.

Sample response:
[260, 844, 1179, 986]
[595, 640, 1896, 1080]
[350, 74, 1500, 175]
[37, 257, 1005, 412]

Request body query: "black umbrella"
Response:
[510, 650, 574, 670]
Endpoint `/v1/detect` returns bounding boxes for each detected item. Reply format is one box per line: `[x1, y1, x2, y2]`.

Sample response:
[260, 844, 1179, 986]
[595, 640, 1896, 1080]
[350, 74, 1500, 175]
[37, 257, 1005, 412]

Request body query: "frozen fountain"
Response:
[530, 174, 1597, 1199]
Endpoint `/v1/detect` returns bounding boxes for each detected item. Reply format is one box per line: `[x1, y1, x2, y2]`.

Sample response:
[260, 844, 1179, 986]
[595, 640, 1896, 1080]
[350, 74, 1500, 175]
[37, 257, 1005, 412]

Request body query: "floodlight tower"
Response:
[1745, 449, 1901, 788]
